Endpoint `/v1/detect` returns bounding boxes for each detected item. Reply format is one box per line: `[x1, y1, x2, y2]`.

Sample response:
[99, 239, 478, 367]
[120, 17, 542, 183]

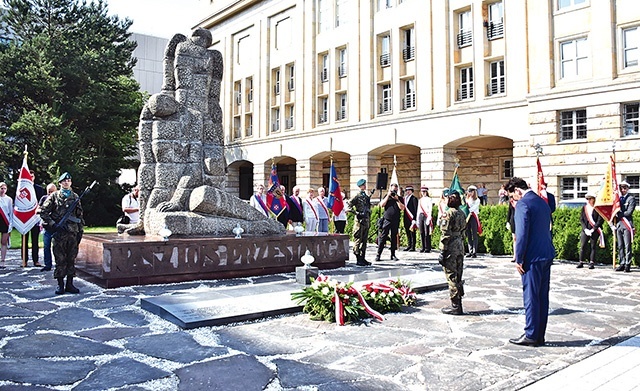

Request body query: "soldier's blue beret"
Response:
[357, 179, 366, 187]
[58, 172, 72, 182]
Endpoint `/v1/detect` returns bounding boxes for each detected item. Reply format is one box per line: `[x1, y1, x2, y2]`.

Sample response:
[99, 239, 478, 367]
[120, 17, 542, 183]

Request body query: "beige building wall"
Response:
[197, 0, 640, 204]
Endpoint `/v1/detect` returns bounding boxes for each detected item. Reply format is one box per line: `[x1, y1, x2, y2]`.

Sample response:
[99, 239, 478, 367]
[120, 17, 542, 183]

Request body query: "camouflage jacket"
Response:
[40, 190, 84, 233]
[438, 208, 466, 253]
[349, 191, 371, 221]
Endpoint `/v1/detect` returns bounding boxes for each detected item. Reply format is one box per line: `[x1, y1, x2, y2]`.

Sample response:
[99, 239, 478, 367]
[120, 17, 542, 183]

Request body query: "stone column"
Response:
[349, 154, 380, 199]
[420, 147, 457, 195]
[253, 163, 270, 189]
[226, 165, 240, 195]
[296, 158, 323, 197]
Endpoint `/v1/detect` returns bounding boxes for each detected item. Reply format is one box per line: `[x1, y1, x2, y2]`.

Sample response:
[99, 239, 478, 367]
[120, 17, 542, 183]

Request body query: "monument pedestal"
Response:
[295, 266, 319, 285]
[76, 232, 348, 288]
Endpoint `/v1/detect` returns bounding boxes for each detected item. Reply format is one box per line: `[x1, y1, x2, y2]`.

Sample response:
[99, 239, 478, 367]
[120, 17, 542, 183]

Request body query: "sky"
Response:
[104, 0, 212, 39]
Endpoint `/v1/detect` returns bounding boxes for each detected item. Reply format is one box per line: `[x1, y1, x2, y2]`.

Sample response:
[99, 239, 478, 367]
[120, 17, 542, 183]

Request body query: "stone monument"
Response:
[122, 28, 284, 237]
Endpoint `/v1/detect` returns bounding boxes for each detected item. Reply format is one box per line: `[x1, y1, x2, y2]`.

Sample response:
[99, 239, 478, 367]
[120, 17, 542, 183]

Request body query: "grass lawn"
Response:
[8, 226, 117, 249]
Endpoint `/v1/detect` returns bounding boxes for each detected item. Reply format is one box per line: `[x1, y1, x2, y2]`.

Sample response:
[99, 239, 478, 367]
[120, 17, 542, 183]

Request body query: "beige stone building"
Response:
[197, 0, 640, 205]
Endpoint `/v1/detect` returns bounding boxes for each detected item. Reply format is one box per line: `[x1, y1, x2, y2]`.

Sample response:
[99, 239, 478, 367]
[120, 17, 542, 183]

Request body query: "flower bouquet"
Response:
[361, 279, 418, 313]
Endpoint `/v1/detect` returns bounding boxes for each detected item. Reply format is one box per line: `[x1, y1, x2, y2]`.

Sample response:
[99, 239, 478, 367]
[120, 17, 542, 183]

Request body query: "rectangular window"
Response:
[623, 27, 639, 68]
[272, 108, 280, 132]
[234, 81, 242, 105]
[560, 109, 587, 141]
[402, 79, 415, 109]
[288, 64, 295, 91]
[623, 103, 639, 136]
[624, 175, 640, 206]
[380, 35, 391, 67]
[558, 0, 586, 10]
[274, 69, 281, 95]
[320, 54, 329, 82]
[379, 84, 392, 114]
[378, 0, 392, 11]
[501, 158, 513, 179]
[561, 177, 588, 200]
[319, 98, 328, 123]
[457, 66, 474, 100]
[488, 60, 505, 95]
[338, 48, 347, 77]
[318, 0, 331, 32]
[337, 93, 347, 120]
[403, 28, 415, 61]
[247, 77, 253, 102]
[486, 2, 504, 40]
[233, 117, 241, 139]
[457, 10, 472, 48]
[245, 114, 253, 137]
[560, 38, 589, 79]
[285, 105, 294, 129]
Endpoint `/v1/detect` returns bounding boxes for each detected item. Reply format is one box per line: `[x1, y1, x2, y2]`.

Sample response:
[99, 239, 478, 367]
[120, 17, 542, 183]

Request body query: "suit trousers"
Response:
[521, 260, 552, 342]
[616, 226, 633, 265]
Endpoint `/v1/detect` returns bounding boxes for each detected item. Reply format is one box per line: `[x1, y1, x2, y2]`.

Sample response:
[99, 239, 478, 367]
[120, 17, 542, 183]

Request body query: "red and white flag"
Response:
[13, 152, 40, 234]
[536, 157, 548, 203]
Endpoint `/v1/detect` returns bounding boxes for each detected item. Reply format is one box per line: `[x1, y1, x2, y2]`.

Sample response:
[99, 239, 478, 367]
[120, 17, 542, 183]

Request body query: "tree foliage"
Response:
[0, 0, 144, 225]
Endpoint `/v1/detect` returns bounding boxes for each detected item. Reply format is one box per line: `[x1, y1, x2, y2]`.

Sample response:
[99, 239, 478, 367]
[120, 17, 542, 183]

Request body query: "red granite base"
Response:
[76, 233, 349, 288]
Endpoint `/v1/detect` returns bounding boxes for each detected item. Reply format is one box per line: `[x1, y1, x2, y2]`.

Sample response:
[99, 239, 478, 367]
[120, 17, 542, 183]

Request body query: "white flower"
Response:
[389, 291, 395, 297]
[321, 287, 330, 295]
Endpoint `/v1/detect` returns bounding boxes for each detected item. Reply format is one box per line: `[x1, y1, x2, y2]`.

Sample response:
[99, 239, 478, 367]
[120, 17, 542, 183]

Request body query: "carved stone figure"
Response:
[123, 28, 284, 236]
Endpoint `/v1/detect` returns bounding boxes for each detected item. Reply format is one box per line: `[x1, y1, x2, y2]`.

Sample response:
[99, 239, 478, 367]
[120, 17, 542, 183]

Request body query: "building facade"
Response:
[197, 0, 640, 204]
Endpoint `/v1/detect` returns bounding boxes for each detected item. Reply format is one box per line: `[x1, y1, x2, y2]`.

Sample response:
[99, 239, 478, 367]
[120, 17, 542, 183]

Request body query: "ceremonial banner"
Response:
[13, 152, 40, 234]
[594, 154, 621, 222]
[537, 157, 548, 203]
[266, 163, 286, 217]
[327, 163, 344, 216]
[449, 169, 469, 217]
[390, 165, 399, 188]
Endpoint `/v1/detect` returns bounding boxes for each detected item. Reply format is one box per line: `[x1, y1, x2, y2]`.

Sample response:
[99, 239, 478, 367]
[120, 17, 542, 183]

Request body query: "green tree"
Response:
[0, 0, 144, 225]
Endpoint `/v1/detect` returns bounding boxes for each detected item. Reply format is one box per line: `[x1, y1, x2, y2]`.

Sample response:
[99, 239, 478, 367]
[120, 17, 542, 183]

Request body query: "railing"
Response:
[320, 69, 328, 82]
[338, 65, 347, 77]
[336, 108, 346, 120]
[457, 30, 472, 48]
[378, 100, 392, 114]
[379, 52, 391, 67]
[235, 93, 242, 105]
[318, 113, 328, 124]
[402, 46, 415, 62]
[271, 121, 280, 132]
[248, 90, 253, 102]
[288, 80, 295, 91]
[274, 84, 280, 95]
[246, 125, 253, 137]
[285, 117, 294, 129]
[487, 80, 505, 96]
[402, 93, 416, 109]
[485, 21, 504, 40]
[457, 84, 474, 101]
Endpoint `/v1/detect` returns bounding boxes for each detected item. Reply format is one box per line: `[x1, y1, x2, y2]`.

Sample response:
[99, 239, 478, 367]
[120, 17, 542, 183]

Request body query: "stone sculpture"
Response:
[122, 28, 284, 237]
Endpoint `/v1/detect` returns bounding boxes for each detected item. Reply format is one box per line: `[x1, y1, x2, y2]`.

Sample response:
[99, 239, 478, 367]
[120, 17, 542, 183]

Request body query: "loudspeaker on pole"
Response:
[376, 172, 388, 190]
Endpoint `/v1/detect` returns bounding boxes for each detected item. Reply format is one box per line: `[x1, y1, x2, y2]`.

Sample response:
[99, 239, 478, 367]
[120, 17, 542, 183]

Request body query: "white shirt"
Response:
[467, 197, 481, 214]
[0, 195, 13, 230]
[418, 196, 432, 217]
[249, 193, 268, 217]
[121, 193, 140, 224]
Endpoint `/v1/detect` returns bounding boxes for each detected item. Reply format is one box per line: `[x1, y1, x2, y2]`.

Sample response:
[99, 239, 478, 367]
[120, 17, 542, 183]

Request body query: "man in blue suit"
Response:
[506, 177, 556, 347]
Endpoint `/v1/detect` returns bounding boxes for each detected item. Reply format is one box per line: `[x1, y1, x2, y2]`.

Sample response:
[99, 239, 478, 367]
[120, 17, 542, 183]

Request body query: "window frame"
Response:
[560, 176, 588, 200]
[457, 66, 474, 101]
[559, 109, 587, 141]
[402, 79, 416, 109]
[622, 26, 639, 68]
[488, 59, 505, 96]
[560, 37, 589, 79]
[379, 84, 392, 114]
[622, 102, 639, 137]
[457, 10, 473, 48]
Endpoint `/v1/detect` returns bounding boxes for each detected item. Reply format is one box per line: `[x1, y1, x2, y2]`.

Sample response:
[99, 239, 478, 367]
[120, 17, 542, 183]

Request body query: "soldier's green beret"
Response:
[357, 179, 366, 187]
[442, 189, 450, 197]
[58, 172, 72, 182]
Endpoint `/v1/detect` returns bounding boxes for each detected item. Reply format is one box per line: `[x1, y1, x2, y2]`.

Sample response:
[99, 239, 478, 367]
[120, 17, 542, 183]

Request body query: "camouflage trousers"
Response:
[352, 218, 370, 257]
[53, 232, 79, 279]
[440, 250, 464, 300]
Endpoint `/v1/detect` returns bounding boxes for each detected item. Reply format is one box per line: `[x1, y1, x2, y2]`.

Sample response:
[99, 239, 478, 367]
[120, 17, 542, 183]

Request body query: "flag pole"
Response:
[21, 146, 28, 267]
[612, 144, 617, 270]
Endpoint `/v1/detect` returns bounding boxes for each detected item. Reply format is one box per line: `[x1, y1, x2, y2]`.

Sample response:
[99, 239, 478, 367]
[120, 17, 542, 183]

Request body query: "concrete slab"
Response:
[140, 268, 446, 329]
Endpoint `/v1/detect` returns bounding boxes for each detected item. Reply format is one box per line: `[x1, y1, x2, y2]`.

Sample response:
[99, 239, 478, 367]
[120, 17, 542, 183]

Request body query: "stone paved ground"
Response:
[0, 245, 639, 390]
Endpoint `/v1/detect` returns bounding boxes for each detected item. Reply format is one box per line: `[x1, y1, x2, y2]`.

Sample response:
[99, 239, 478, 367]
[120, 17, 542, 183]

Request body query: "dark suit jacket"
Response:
[403, 194, 418, 224]
[580, 205, 604, 231]
[617, 194, 636, 228]
[287, 195, 304, 223]
[514, 190, 555, 266]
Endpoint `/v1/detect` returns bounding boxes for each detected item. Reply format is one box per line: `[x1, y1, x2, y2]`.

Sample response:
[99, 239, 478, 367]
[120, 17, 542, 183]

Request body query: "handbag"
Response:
[116, 214, 130, 225]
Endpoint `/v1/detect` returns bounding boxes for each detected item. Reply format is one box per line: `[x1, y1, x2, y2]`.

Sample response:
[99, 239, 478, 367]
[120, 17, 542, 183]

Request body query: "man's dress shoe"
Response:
[509, 334, 539, 347]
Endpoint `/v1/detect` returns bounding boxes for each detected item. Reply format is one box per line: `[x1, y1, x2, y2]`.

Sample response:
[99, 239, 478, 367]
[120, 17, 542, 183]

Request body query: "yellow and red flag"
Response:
[594, 154, 621, 222]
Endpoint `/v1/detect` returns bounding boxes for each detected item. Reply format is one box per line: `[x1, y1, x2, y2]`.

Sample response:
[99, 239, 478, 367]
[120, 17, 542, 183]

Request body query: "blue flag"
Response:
[266, 164, 286, 217]
[327, 163, 344, 216]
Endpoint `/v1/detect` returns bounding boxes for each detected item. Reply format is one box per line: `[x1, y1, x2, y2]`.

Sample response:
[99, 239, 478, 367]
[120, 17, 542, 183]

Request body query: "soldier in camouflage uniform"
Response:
[438, 191, 467, 315]
[40, 172, 84, 295]
[349, 179, 372, 266]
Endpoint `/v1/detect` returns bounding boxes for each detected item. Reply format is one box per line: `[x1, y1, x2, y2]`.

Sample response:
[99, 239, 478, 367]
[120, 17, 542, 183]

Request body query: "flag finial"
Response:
[534, 143, 543, 157]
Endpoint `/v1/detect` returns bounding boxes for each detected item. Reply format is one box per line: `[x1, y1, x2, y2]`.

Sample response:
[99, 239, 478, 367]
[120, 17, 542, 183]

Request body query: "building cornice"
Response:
[197, 0, 263, 30]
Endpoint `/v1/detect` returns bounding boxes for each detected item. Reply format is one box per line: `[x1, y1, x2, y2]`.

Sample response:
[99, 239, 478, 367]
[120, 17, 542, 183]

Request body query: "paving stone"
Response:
[13, 301, 59, 312]
[176, 354, 273, 391]
[72, 357, 171, 391]
[317, 379, 407, 391]
[124, 332, 228, 363]
[77, 326, 152, 342]
[0, 357, 95, 385]
[22, 307, 109, 332]
[0, 304, 39, 318]
[216, 327, 313, 356]
[9, 288, 57, 301]
[82, 295, 138, 310]
[0, 291, 16, 304]
[106, 309, 150, 326]
[273, 359, 362, 388]
[2, 333, 122, 358]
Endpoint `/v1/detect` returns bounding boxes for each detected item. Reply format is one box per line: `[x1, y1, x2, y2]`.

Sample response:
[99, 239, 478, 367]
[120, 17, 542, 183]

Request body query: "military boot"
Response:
[65, 276, 80, 294]
[441, 298, 463, 315]
[55, 278, 65, 295]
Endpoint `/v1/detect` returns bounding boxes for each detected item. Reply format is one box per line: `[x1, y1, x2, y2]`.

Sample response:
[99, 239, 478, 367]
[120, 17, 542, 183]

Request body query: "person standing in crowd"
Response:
[506, 177, 555, 347]
[375, 183, 405, 261]
[0, 182, 13, 269]
[38, 183, 57, 272]
[276, 185, 289, 228]
[303, 188, 318, 232]
[506, 195, 517, 262]
[578, 192, 604, 270]
[402, 186, 418, 251]
[315, 187, 330, 233]
[498, 184, 509, 204]
[121, 186, 140, 225]
[40, 172, 85, 295]
[615, 180, 636, 272]
[465, 185, 481, 258]
[417, 186, 433, 253]
[438, 191, 467, 315]
[477, 183, 488, 205]
[286, 185, 304, 228]
[21, 170, 45, 268]
[349, 179, 372, 266]
[333, 191, 348, 234]
[249, 183, 269, 217]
